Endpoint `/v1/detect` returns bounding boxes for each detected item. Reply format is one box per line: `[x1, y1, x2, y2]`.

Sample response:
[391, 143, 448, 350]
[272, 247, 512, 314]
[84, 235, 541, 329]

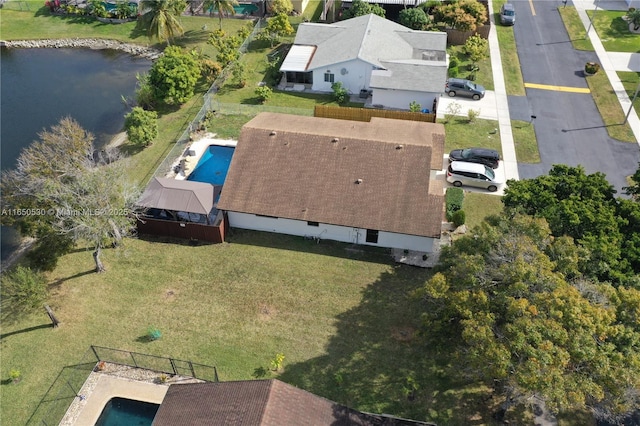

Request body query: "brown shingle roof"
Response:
[152, 379, 434, 426]
[216, 113, 445, 238]
[137, 177, 218, 215]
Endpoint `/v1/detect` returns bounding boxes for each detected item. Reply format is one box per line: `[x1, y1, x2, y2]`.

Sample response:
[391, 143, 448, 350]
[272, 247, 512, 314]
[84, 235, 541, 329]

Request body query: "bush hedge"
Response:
[445, 187, 464, 221]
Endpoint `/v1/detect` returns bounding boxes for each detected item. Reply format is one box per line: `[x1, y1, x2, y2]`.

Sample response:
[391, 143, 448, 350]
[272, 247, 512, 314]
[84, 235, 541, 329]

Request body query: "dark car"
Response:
[500, 3, 516, 25]
[445, 78, 485, 100]
[448, 148, 500, 169]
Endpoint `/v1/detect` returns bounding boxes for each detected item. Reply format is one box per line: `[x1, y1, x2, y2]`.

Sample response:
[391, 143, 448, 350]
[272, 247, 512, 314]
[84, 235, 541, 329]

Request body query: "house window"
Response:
[324, 73, 334, 83]
[307, 221, 319, 227]
[366, 229, 379, 243]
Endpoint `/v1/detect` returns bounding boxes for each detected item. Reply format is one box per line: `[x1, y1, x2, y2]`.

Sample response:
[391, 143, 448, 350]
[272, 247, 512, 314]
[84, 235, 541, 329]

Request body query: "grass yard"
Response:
[585, 71, 637, 143]
[558, 6, 595, 51]
[442, 117, 502, 154]
[463, 192, 504, 228]
[447, 45, 494, 91]
[618, 71, 640, 113]
[512, 119, 540, 163]
[587, 10, 640, 53]
[493, 0, 526, 96]
[0, 231, 528, 426]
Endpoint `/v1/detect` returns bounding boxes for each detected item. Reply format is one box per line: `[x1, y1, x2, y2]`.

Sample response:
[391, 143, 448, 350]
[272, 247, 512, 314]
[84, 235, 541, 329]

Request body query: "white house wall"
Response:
[372, 89, 440, 111]
[311, 59, 375, 93]
[227, 212, 436, 252]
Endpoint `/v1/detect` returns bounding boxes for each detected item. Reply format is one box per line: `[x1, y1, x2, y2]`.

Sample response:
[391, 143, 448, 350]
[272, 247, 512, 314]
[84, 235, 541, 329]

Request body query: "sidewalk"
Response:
[573, 0, 640, 145]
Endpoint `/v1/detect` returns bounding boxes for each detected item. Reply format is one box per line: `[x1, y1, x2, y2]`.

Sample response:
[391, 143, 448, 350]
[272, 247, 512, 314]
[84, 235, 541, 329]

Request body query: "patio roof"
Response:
[137, 177, 218, 215]
[279, 45, 316, 72]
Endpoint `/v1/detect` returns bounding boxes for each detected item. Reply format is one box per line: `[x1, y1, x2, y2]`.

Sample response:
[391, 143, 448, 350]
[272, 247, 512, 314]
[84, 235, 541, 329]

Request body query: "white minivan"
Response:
[446, 161, 504, 192]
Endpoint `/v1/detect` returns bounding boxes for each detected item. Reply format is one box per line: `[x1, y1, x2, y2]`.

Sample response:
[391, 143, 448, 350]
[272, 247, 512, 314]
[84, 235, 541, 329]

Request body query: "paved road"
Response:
[511, 0, 640, 194]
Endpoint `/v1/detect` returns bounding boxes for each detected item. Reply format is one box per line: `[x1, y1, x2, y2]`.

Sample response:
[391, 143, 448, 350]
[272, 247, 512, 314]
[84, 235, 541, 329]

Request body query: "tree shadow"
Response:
[0, 324, 53, 340]
[175, 29, 211, 47]
[48, 269, 96, 290]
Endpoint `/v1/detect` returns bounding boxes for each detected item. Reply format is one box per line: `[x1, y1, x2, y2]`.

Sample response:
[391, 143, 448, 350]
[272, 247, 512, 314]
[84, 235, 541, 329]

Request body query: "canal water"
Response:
[0, 47, 151, 261]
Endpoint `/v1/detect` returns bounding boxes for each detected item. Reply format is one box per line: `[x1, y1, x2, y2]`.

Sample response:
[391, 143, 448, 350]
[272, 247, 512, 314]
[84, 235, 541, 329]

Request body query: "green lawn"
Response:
[618, 71, 640, 113]
[558, 6, 595, 51]
[442, 117, 502, 154]
[447, 45, 494, 91]
[512, 119, 540, 163]
[1, 231, 531, 426]
[587, 10, 640, 53]
[493, 0, 526, 96]
[463, 192, 504, 228]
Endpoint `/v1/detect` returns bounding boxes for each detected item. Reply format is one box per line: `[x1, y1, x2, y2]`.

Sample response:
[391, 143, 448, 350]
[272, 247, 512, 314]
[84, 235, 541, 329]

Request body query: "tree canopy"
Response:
[0, 118, 140, 272]
[148, 46, 201, 105]
[503, 164, 640, 287]
[414, 214, 640, 421]
[204, 0, 238, 30]
[140, 0, 186, 44]
[124, 107, 158, 146]
[434, 0, 487, 32]
[399, 7, 430, 30]
[341, 0, 385, 19]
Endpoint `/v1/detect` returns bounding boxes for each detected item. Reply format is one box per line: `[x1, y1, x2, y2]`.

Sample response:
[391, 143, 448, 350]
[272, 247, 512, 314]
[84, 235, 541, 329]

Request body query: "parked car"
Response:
[445, 78, 485, 100]
[446, 161, 504, 192]
[500, 3, 516, 25]
[448, 147, 500, 169]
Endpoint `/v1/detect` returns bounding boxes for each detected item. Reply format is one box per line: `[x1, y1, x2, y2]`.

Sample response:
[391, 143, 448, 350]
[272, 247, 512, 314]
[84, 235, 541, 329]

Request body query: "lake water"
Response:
[0, 47, 151, 261]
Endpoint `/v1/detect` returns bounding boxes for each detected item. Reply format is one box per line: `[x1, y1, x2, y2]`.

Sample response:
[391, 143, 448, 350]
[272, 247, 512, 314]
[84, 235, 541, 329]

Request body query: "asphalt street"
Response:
[510, 0, 640, 194]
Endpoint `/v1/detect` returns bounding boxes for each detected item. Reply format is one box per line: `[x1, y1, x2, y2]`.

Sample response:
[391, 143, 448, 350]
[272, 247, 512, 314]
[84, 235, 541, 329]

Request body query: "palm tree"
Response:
[627, 8, 640, 31]
[140, 0, 186, 44]
[204, 0, 238, 30]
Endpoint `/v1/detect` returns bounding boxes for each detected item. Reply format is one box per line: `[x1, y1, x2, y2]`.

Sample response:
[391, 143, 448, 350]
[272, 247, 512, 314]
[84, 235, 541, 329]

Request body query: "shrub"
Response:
[467, 108, 480, 122]
[448, 57, 459, 69]
[149, 46, 201, 105]
[124, 107, 158, 147]
[255, 86, 273, 103]
[332, 82, 349, 104]
[270, 353, 285, 371]
[231, 62, 247, 88]
[0, 266, 48, 323]
[409, 101, 422, 112]
[399, 7, 430, 30]
[200, 59, 223, 85]
[135, 73, 155, 110]
[9, 369, 22, 384]
[444, 101, 461, 123]
[445, 187, 464, 220]
[584, 62, 601, 75]
[270, 0, 293, 15]
[451, 209, 466, 227]
[448, 66, 459, 77]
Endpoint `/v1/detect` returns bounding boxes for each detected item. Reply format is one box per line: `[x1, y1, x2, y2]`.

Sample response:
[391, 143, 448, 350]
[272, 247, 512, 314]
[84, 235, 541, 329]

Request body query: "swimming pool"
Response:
[209, 3, 259, 15]
[187, 145, 235, 186]
[95, 397, 159, 426]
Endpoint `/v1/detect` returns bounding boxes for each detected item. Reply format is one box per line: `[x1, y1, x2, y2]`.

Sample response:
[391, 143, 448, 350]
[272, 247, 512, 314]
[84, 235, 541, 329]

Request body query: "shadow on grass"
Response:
[48, 269, 96, 290]
[277, 265, 511, 425]
[0, 324, 53, 340]
[226, 229, 393, 265]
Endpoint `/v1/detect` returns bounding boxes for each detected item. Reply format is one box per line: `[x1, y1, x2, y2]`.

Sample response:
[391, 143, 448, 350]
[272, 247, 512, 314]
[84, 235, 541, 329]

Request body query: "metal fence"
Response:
[150, 18, 266, 182]
[27, 346, 219, 426]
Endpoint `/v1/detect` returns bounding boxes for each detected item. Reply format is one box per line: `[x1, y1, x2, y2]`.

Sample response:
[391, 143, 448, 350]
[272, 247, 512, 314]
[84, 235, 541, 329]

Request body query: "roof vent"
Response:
[396, 144, 403, 150]
[331, 138, 339, 143]
[355, 178, 363, 184]
[270, 131, 277, 136]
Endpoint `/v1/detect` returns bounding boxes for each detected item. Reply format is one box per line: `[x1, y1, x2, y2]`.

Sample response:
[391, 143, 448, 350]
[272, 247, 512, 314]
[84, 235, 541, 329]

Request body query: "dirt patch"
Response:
[258, 303, 277, 321]
[105, 132, 127, 149]
[391, 326, 417, 342]
[164, 289, 178, 301]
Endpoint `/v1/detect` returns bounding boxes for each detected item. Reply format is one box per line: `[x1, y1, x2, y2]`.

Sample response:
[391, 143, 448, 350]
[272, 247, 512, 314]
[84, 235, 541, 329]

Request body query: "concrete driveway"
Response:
[437, 90, 498, 120]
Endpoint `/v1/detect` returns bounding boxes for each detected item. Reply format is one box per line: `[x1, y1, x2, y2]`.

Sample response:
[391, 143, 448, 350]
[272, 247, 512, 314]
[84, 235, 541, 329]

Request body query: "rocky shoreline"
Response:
[0, 38, 162, 59]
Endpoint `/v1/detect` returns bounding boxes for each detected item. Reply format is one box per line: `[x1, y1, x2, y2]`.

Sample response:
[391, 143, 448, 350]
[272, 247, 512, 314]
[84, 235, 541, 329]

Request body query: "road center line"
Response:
[524, 82, 591, 93]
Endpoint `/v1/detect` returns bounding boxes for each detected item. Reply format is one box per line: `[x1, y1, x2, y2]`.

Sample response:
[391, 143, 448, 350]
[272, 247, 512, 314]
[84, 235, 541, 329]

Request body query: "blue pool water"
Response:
[187, 145, 235, 186]
[95, 397, 159, 426]
[209, 3, 258, 15]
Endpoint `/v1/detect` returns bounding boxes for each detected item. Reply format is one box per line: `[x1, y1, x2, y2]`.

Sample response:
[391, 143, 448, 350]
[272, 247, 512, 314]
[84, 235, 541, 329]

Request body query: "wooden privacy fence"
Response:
[445, 25, 491, 45]
[314, 105, 436, 123]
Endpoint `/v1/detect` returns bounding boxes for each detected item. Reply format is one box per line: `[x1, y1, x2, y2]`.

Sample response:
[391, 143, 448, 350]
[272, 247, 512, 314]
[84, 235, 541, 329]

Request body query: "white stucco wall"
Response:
[311, 59, 376, 93]
[371, 89, 440, 111]
[227, 212, 437, 252]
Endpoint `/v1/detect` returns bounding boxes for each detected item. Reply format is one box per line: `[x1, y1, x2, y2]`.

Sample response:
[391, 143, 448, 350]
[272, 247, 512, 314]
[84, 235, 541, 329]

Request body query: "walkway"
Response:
[574, 0, 640, 145]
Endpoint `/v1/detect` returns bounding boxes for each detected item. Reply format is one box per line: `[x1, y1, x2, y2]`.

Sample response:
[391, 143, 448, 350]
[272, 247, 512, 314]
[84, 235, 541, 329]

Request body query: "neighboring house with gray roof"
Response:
[279, 14, 448, 111]
[216, 112, 445, 253]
